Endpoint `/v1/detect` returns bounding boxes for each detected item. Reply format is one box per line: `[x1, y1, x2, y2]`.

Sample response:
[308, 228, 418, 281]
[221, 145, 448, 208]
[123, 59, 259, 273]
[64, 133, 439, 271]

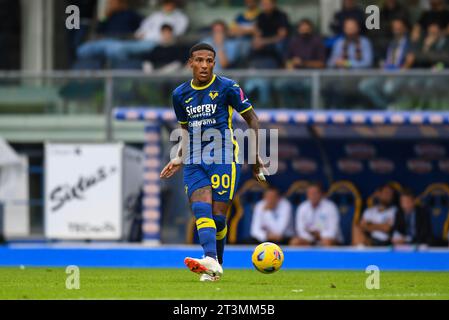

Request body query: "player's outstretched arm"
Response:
[240, 109, 266, 182]
[160, 124, 188, 179]
[160, 157, 182, 179]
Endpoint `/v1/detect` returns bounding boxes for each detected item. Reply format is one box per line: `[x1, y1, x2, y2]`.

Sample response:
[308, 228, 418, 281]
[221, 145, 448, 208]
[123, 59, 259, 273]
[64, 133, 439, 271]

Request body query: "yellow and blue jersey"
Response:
[172, 74, 253, 201]
[172, 74, 253, 164]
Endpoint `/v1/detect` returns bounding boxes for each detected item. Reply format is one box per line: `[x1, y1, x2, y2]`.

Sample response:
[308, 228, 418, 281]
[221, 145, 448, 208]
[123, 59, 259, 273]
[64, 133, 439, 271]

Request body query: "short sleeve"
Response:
[172, 92, 187, 124]
[361, 209, 372, 223]
[226, 82, 253, 115]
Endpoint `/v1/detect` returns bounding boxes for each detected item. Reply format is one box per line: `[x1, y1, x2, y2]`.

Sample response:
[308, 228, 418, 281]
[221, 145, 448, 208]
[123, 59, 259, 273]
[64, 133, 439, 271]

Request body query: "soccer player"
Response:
[160, 43, 264, 282]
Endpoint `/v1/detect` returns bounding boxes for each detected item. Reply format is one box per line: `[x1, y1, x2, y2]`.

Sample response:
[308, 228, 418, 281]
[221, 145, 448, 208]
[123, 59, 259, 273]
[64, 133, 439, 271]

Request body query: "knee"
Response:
[76, 42, 93, 58]
[190, 187, 212, 203]
[105, 44, 125, 60]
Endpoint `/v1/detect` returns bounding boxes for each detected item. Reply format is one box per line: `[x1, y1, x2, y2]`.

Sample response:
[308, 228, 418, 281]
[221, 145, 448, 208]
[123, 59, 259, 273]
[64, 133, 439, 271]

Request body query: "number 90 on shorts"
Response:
[183, 162, 242, 202]
[211, 174, 231, 189]
[209, 162, 241, 201]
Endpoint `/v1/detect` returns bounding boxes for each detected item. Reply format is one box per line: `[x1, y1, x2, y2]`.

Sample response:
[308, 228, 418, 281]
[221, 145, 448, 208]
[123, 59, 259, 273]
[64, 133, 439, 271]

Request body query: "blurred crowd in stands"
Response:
[249, 182, 449, 248]
[67, 0, 449, 108]
[71, 0, 449, 72]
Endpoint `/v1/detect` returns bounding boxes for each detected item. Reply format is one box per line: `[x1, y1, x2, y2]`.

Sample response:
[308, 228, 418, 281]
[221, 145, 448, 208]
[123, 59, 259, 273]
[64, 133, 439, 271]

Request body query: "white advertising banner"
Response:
[45, 144, 123, 240]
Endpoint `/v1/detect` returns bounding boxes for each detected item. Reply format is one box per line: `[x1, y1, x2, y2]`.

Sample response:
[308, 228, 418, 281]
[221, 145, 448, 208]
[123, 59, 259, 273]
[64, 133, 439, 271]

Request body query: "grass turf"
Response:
[0, 267, 448, 300]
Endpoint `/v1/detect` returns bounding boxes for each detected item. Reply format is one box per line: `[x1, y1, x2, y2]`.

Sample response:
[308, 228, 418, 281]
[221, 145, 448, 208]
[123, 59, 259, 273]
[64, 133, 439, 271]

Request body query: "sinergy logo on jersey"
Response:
[186, 104, 217, 118]
[186, 104, 218, 127]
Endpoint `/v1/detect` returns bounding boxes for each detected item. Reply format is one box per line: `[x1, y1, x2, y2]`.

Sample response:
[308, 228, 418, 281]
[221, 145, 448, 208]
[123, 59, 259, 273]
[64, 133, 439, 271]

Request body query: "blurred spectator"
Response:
[273, 19, 326, 108]
[329, 0, 365, 35]
[95, 0, 142, 38]
[245, 0, 289, 107]
[328, 18, 373, 69]
[142, 24, 187, 73]
[380, 18, 414, 70]
[359, 18, 414, 109]
[285, 19, 326, 70]
[136, 0, 188, 43]
[66, 0, 98, 65]
[392, 189, 432, 246]
[76, 0, 143, 67]
[380, 0, 410, 30]
[229, 0, 260, 62]
[352, 184, 397, 247]
[77, 0, 188, 68]
[412, 0, 449, 42]
[368, 0, 410, 62]
[410, 22, 449, 68]
[407, 22, 449, 105]
[202, 21, 239, 71]
[250, 0, 289, 68]
[250, 186, 294, 244]
[290, 183, 341, 247]
[326, 18, 373, 108]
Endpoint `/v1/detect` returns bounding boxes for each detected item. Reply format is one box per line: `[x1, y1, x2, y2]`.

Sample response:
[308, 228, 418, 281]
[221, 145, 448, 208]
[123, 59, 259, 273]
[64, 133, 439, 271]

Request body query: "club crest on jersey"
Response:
[209, 91, 219, 100]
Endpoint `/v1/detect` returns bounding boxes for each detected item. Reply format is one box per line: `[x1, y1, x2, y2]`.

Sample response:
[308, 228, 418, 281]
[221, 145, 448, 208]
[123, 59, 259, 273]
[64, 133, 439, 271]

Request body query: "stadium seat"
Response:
[444, 214, 449, 242]
[418, 183, 449, 244]
[285, 180, 310, 208]
[229, 180, 268, 244]
[366, 181, 403, 208]
[326, 180, 363, 245]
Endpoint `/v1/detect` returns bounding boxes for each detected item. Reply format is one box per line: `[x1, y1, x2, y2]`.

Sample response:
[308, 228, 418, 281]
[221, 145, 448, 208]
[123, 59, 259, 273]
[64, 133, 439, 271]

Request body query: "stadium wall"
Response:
[1, 245, 448, 271]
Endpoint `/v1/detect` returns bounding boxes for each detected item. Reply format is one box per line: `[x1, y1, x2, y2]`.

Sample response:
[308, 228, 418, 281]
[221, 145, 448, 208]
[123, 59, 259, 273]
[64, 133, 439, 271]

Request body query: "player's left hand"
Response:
[253, 155, 268, 182]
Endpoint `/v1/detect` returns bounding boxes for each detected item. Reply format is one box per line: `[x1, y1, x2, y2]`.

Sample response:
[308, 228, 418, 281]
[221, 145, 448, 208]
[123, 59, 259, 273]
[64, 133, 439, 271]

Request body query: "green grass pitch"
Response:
[0, 268, 448, 300]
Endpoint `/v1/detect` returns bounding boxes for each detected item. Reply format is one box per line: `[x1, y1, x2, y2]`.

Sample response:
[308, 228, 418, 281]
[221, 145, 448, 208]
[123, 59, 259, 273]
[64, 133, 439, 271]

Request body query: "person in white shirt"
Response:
[290, 183, 341, 246]
[136, 0, 189, 43]
[250, 186, 294, 244]
[352, 184, 397, 246]
[77, 0, 189, 68]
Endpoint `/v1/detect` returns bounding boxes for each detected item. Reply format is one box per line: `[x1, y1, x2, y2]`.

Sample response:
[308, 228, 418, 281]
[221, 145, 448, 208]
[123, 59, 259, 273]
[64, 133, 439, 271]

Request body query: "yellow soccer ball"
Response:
[251, 242, 284, 274]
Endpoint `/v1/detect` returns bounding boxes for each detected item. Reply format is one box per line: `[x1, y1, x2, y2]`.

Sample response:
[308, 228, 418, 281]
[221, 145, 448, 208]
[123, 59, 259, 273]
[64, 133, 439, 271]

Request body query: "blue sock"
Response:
[213, 214, 227, 265]
[192, 202, 217, 259]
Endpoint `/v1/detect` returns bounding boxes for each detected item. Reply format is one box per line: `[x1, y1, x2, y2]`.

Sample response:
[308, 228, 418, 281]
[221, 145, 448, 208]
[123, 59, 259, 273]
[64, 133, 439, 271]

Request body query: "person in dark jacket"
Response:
[330, 0, 365, 35]
[392, 189, 432, 246]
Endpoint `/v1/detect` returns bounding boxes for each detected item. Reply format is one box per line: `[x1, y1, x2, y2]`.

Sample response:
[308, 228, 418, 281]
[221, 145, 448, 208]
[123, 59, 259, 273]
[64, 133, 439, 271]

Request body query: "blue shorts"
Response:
[183, 162, 242, 202]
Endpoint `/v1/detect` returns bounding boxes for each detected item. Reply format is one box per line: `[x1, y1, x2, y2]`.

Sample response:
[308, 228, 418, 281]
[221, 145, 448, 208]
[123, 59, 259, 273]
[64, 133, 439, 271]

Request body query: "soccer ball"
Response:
[251, 242, 284, 274]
